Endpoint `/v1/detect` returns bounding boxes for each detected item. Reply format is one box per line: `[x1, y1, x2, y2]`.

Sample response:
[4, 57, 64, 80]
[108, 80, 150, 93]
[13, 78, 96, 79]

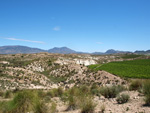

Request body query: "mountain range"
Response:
[0, 45, 149, 55]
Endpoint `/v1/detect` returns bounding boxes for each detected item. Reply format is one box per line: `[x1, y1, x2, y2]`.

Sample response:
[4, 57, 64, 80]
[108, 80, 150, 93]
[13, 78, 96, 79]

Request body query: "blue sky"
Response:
[0, 0, 150, 52]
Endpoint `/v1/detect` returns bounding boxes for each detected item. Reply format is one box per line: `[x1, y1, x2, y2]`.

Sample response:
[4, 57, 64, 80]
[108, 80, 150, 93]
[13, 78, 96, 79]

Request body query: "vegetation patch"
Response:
[63, 86, 96, 112]
[80, 95, 96, 113]
[116, 93, 130, 104]
[121, 54, 143, 59]
[88, 64, 101, 70]
[0, 90, 47, 113]
[100, 85, 125, 98]
[129, 80, 143, 91]
[4, 90, 13, 98]
[142, 80, 150, 106]
[89, 59, 150, 78]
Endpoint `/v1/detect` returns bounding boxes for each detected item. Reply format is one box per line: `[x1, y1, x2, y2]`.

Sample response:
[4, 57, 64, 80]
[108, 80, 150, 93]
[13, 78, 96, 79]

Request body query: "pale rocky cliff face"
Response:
[55, 57, 97, 66]
[75, 59, 96, 66]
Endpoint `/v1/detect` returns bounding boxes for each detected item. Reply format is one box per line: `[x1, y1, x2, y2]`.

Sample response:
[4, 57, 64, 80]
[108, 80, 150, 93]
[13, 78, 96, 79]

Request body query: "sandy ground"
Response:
[49, 91, 150, 113]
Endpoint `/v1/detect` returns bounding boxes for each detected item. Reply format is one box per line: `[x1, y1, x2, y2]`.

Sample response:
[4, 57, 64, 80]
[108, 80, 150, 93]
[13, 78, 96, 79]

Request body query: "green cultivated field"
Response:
[89, 59, 150, 79]
[121, 54, 143, 59]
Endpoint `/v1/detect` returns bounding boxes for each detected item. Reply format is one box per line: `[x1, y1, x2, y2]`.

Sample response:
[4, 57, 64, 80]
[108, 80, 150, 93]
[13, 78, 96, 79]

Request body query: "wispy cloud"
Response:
[53, 26, 60, 31]
[96, 42, 103, 44]
[4, 38, 45, 44]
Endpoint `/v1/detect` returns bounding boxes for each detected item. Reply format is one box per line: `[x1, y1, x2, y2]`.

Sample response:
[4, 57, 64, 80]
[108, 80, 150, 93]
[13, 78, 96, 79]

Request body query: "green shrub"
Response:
[142, 80, 150, 95]
[100, 85, 121, 98]
[80, 95, 96, 113]
[37, 90, 47, 98]
[47, 90, 55, 98]
[117, 85, 126, 92]
[43, 96, 51, 103]
[52, 88, 59, 97]
[60, 91, 69, 102]
[50, 102, 57, 113]
[0, 90, 47, 113]
[66, 86, 96, 112]
[90, 84, 100, 96]
[0, 90, 4, 97]
[144, 95, 150, 106]
[68, 86, 80, 96]
[79, 85, 90, 94]
[66, 87, 80, 110]
[57, 87, 64, 97]
[66, 94, 78, 110]
[116, 94, 130, 104]
[142, 80, 150, 105]
[129, 80, 142, 91]
[47, 87, 64, 98]
[91, 89, 100, 96]
[0, 101, 6, 111]
[4, 90, 13, 98]
[91, 83, 99, 89]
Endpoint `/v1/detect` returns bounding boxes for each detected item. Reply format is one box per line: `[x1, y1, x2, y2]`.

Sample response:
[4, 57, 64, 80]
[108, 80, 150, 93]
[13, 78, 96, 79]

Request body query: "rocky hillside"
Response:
[0, 53, 129, 90]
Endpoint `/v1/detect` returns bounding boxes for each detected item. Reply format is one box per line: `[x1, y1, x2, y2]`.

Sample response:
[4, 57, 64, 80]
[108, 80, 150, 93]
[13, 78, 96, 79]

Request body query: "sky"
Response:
[0, 0, 150, 52]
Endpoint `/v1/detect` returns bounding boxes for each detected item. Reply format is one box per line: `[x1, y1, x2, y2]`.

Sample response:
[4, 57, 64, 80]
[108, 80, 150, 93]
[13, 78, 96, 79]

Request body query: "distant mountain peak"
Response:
[105, 49, 130, 54]
[48, 47, 76, 54]
[0, 45, 46, 54]
[52, 46, 70, 49]
[105, 49, 119, 54]
[0, 45, 149, 55]
[135, 50, 150, 54]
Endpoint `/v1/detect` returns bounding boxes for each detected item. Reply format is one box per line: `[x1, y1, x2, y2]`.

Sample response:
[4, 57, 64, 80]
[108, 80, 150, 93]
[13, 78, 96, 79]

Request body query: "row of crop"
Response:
[89, 59, 150, 78]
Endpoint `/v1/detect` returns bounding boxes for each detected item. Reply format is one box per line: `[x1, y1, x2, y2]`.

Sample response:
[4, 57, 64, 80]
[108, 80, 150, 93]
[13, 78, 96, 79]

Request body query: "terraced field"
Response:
[89, 59, 150, 79]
